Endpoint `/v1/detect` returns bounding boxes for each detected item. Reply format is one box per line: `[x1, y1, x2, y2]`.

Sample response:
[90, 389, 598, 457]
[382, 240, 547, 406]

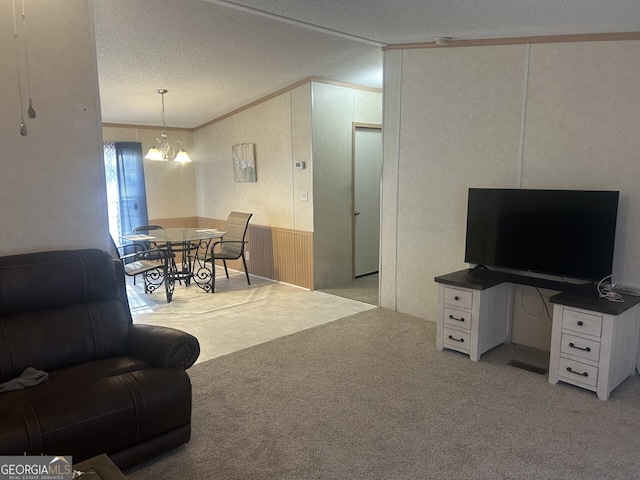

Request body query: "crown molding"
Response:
[193, 77, 382, 131]
[103, 77, 381, 132]
[383, 31, 640, 51]
[102, 123, 195, 132]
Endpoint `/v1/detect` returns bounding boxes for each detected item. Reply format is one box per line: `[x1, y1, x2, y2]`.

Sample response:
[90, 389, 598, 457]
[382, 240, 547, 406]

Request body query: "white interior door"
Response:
[353, 126, 382, 277]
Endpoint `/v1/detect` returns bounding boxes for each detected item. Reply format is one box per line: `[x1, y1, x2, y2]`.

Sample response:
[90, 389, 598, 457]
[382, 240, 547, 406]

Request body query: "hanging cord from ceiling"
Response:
[21, 0, 35, 120]
[12, 0, 35, 136]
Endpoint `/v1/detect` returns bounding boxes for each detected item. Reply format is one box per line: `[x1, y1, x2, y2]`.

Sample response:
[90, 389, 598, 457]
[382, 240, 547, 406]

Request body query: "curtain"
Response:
[115, 142, 149, 236]
[104, 141, 149, 254]
[103, 142, 120, 242]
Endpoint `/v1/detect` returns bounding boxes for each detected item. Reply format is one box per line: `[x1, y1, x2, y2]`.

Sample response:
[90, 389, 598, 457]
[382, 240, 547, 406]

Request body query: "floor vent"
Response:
[507, 360, 547, 375]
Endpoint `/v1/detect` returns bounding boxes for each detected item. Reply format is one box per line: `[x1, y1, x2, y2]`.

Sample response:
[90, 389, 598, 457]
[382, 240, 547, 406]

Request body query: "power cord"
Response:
[535, 287, 552, 321]
[597, 274, 624, 303]
[520, 285, 553, 321]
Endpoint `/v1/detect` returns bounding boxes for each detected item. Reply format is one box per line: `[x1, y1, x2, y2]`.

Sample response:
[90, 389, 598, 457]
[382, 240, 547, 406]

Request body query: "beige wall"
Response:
[193, 81, 382, 289]
[382, 41, 640, 350]
[312, 82, 383, 288]
[102, 126, 196, 220]
[193, 84, 312, 231]
[103, 81, 381, 290]
[0, 0, 108, 255]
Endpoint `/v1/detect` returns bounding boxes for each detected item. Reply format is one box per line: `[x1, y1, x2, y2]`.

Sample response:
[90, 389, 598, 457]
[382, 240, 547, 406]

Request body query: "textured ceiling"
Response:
[92, 0, 640, 129]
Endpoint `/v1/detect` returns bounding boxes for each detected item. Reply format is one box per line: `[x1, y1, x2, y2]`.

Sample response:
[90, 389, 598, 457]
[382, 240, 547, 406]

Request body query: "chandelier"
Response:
[144, 89, 191, 163]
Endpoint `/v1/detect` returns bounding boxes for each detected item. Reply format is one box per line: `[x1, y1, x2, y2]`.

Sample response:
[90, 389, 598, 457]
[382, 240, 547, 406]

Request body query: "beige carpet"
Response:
[125, 307, 640, 480]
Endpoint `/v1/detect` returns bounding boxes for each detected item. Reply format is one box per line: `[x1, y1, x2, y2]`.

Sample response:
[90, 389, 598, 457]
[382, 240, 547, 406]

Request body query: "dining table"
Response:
[121, 227, 227, 296]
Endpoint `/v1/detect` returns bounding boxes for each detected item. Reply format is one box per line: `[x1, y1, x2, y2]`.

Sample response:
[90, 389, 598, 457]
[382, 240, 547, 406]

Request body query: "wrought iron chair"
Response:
[132, 225, 167, 260]
[208, 212, 252, 292]
[133, 224, 195, 286]
[128, 225, 169, 286]
[111, 237, 173, 303]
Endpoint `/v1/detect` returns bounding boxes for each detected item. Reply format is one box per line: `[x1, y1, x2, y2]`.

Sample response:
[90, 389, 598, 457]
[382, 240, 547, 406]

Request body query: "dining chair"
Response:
[110, 237, 173, 303]
[133, 224, 197, 286]
[209, 212, 253, 292]
[128, 224, 169, 286]
[132, 225, 167, 260]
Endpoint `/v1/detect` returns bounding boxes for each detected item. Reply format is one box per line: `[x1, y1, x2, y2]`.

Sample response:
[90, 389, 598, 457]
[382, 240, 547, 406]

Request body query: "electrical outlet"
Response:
[245, 251, 250, 261]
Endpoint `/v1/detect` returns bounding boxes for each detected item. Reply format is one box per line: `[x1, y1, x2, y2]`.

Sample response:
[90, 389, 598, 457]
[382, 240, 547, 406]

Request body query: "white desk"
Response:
[435, 270, 640, 400]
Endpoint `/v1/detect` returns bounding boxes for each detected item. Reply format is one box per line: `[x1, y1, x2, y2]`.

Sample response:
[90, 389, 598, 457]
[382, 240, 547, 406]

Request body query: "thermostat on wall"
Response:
[295, 161, 306, 169]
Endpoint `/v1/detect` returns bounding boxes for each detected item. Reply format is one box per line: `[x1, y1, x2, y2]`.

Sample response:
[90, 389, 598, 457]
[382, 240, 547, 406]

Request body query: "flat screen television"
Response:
[464, 188, 619, 283]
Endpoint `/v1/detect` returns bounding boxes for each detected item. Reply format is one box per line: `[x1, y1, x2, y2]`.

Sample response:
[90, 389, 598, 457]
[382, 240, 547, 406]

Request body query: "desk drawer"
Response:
[559, 357, 598, 388]
[562, 308, 602, 338]
[443, 287, 473, 309]
[442, 327, 470, 353]
[560, 333, 600, 363]
[443, 307, 472, 331]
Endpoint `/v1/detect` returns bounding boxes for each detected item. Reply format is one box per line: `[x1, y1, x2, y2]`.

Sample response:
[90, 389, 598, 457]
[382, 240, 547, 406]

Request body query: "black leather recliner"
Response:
[0, 249, 199, 469]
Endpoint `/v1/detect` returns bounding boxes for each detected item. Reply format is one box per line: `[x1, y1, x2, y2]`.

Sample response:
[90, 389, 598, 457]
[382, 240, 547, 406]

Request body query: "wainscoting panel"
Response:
[194, 217, 314, 289]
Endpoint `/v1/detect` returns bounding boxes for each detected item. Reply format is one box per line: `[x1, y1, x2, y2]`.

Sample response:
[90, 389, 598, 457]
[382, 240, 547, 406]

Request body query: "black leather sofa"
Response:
[0, 249, 200, 469]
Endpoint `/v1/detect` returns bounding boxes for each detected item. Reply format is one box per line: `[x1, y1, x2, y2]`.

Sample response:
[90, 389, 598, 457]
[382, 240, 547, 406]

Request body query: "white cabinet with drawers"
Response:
[436, 276, 513, 361]
[435, 270, 640, 399]
[548, 302, 640, 400]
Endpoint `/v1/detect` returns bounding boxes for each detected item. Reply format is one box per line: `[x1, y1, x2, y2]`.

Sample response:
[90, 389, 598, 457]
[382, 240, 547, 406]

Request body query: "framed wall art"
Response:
[232, 143, 256, 182]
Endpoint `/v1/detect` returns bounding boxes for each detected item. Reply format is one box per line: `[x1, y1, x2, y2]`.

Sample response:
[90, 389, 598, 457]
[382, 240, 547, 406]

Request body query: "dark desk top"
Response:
[549, 292, 640, 316]
[434, 269, 504, 290]
[435, 269, 640, 316]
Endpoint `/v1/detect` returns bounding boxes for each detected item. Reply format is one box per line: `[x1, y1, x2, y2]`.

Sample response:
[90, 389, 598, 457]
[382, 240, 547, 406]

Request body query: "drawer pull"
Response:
[448, 314, 465, 323]
[566, 367, 588, 378]
[448, 335, 465, 343]
[568, 342, 591, 352]
[454, 296, 460, 301]
[577, 321, 584, 326]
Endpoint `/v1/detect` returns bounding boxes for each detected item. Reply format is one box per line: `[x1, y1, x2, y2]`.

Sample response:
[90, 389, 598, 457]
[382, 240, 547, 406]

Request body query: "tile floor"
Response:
[126, 270, 377, 364]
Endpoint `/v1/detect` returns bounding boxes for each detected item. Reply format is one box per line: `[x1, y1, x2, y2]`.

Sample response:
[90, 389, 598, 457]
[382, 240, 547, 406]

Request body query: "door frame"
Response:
[351, 122, 383, 279]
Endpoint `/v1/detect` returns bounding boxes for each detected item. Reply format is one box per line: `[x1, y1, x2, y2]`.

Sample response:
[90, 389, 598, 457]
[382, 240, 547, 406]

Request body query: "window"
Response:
[103, 141, 149, 240]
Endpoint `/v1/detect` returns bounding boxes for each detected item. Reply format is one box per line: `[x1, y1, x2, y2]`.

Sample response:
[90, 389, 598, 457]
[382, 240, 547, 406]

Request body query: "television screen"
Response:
[464, 188, 619, 282]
